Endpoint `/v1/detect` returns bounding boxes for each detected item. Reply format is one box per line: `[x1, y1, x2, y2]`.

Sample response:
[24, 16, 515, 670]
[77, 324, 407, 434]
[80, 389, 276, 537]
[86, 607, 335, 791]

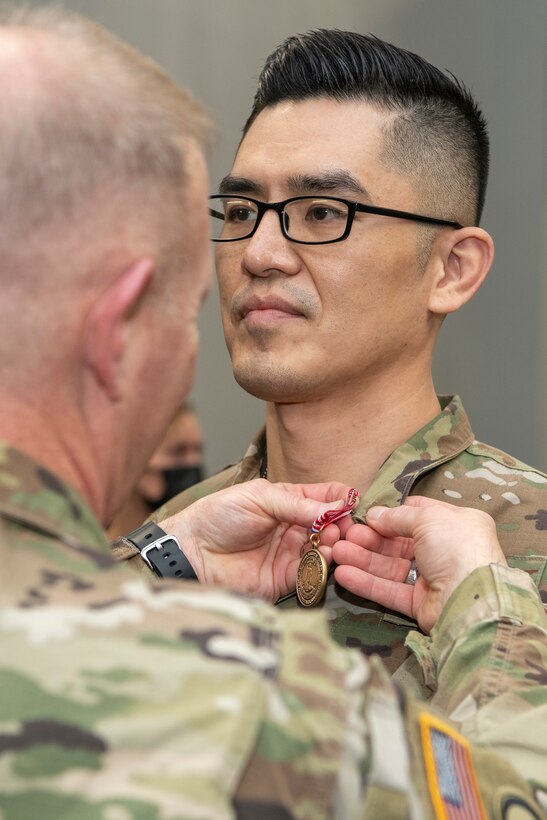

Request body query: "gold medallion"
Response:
[296, 548, 327, 607]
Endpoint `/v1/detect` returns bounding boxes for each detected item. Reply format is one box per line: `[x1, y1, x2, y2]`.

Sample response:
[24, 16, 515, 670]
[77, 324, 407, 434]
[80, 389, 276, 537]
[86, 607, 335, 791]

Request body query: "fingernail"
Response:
[366, 505, 389, 521]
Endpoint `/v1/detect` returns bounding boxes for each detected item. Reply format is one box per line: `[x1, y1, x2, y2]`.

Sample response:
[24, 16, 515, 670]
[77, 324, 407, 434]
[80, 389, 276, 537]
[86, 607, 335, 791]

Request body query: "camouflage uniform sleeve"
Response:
[266, 566, 547, 819]
[0, 549, 359, 818]
[405, 564, 547, 811]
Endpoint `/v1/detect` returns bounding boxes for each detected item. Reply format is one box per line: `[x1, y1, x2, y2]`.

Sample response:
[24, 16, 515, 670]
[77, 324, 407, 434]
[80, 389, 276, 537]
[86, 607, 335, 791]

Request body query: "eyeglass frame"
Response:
[209, 194, 462, 245]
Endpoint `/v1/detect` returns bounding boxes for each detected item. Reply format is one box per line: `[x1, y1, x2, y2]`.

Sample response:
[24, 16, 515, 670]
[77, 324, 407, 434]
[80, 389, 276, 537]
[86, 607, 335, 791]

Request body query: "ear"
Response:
[84, 258, 155, 401]
[427, 227, 494, 315]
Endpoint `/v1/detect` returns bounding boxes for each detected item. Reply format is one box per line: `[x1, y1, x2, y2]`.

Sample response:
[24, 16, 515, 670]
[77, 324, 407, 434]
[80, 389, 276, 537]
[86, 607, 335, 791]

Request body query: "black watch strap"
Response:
[124, 521, 198, 580]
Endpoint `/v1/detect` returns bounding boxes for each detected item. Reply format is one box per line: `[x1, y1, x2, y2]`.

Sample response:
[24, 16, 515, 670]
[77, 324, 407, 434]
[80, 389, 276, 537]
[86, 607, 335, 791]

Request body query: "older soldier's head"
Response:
[0, 6, 212, 523]
[211, 30, 494, 405]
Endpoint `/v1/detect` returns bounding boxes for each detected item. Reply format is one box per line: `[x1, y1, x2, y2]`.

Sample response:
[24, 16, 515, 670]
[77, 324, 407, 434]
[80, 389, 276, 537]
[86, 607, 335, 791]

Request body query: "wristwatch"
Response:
[117, 521, 198, 580]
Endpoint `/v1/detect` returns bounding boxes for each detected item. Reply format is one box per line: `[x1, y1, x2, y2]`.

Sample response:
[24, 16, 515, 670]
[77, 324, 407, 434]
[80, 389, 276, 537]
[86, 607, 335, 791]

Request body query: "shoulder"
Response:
[423, 438, 547, 503]
[0, 566, 362, 816]
[465, 439, 547, 478]
[415, 440, 547, 593]
[150, 463, 243, 520]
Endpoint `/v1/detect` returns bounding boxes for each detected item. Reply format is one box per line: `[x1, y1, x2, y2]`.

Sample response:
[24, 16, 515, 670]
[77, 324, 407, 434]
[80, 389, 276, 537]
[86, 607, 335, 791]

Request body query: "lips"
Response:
[237, 294, 305, 321]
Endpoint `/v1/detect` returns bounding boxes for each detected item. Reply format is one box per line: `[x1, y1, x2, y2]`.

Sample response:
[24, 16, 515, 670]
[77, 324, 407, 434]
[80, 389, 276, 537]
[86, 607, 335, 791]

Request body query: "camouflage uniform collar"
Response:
[237, 396, 474, 520]
[355, 395, 474, 519]
[229, 429, 267, 485]
[0, 441, 110, 554]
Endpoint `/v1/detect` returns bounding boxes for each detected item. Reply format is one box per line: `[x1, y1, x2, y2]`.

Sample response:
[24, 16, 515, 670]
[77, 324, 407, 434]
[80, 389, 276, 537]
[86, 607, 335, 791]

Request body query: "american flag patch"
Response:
[419, 711, 487, 820]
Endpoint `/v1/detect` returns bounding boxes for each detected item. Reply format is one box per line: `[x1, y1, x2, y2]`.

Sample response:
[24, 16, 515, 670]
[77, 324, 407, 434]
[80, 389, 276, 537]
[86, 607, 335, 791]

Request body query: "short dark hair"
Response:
[243, 29, 489, 225]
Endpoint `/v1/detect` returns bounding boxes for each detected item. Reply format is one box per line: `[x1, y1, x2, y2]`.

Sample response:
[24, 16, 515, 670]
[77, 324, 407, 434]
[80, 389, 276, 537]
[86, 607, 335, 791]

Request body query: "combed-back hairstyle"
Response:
[244, 29, 489, 225]
[0, 3, 212, 264]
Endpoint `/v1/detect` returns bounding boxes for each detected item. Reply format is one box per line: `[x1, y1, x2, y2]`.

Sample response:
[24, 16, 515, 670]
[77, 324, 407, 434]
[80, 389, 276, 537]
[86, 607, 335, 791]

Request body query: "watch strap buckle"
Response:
[123, 521, 198, 580]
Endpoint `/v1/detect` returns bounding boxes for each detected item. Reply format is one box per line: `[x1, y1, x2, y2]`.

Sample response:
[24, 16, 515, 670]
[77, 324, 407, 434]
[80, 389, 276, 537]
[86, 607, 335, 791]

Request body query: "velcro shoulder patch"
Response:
[419, 711, 487, 820]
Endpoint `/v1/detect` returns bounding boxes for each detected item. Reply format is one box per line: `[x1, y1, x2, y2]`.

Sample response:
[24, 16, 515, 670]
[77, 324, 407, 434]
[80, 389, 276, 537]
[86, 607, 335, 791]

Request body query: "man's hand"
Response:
[160, 479, 349, 601]
[333, 497, 506, 633]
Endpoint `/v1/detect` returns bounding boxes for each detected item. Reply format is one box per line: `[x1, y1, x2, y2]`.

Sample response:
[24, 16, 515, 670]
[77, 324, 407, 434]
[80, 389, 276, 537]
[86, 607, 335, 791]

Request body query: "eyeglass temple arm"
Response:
[355, 203, 461, 229]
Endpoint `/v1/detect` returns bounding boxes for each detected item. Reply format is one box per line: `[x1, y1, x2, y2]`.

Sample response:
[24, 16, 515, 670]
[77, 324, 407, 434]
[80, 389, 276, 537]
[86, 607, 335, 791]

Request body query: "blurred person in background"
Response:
[108, 402, 204, 536]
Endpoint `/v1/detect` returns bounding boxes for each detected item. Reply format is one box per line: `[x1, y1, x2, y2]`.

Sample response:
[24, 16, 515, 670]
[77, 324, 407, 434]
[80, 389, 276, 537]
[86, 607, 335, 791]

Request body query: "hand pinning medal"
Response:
[296, 488, 359, 607]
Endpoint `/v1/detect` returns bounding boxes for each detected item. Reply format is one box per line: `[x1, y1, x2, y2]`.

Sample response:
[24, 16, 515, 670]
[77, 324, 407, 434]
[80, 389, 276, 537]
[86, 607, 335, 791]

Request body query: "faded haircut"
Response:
[0, 3, 212, 261]
[244, 29, 489, 226]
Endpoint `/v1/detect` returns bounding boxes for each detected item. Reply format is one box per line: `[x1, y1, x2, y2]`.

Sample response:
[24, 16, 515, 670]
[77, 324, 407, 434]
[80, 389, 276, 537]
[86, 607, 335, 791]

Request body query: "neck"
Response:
[265, 375, 441, 493]
[0, 400, 105, 522]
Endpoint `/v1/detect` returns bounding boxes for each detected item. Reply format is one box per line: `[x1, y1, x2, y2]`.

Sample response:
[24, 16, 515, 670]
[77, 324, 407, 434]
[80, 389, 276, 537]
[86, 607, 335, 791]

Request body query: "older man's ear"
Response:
[84, 258, 155, 401]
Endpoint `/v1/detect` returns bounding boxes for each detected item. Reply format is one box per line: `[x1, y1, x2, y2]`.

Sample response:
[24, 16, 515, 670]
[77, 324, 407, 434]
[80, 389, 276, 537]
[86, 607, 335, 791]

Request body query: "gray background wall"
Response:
[31, 0, 547, 474]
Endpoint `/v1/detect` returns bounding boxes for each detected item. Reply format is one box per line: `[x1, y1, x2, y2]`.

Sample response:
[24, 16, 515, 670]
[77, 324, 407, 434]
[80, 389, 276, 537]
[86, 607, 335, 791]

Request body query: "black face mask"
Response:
[150, 465, 204, 509]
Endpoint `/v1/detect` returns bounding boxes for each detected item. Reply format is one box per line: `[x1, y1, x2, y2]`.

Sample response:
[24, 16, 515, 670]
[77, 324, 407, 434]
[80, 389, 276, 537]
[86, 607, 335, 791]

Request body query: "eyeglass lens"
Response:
[210, 197, 350, 243]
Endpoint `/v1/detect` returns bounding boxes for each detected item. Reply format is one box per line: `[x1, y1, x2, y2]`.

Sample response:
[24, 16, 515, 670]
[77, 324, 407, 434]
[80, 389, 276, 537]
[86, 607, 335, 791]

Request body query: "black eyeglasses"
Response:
[209, 194, 462, 245]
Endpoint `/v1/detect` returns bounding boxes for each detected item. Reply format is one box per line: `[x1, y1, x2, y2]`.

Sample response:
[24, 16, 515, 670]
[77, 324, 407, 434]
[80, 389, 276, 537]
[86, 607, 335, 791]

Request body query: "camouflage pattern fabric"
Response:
[144, 395, 547, 698]
[0, 442, 546, 818]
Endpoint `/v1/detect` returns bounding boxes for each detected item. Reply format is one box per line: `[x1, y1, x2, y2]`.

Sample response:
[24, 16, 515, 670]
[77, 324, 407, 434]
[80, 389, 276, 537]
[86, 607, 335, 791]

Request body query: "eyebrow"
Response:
[218, 176, 265, 196]
[287, 171, 371, 200]
[218, 170, 372, 201]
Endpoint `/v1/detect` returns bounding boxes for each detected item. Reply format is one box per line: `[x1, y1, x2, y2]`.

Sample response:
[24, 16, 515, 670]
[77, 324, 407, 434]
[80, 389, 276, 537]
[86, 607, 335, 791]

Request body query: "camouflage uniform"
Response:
[1, 441, 546, 818]
[144, 395, 547, 699]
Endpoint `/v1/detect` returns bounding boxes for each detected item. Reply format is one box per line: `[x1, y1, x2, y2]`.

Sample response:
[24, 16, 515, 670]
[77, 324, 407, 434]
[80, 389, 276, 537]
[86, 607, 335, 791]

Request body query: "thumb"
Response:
[366, 504, 425, 539]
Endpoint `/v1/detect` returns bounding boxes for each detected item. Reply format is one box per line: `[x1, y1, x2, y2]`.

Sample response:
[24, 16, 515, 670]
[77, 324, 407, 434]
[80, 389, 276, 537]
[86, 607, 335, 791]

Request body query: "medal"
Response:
[296, 488, 359, 607]
[296, 533, 327, 607]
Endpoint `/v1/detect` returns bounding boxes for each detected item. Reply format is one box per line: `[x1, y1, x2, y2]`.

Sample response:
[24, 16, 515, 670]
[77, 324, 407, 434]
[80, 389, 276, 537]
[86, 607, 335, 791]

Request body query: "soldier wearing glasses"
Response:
[148, 29, 547, 699]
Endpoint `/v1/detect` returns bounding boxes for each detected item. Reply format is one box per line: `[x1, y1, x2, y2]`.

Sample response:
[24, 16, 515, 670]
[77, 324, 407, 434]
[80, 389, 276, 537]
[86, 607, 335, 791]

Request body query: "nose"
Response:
[241, 208, 301, 278]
